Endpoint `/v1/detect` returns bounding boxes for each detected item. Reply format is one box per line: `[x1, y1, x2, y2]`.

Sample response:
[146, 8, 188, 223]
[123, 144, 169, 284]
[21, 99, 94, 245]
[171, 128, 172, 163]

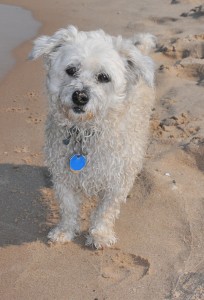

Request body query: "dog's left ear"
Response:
[114, 35, 156, 87]
[132, 33, 157, 55]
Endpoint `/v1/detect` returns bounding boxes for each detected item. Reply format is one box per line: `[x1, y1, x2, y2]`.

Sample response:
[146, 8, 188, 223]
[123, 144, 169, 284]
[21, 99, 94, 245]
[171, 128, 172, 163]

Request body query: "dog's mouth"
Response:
[60, 103, 94, 121]
[72, 106, 85, 114]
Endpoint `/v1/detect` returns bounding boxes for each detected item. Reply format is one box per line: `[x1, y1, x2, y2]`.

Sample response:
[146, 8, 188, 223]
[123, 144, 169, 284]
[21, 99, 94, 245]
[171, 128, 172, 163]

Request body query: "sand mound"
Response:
[160, 34, 204, 59]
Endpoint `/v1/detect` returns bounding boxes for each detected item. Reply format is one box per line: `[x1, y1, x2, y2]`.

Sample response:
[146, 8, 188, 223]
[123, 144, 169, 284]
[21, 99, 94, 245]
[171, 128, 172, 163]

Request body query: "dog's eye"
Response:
[65, 66, 77, 77]
[97, 73, 111, 83]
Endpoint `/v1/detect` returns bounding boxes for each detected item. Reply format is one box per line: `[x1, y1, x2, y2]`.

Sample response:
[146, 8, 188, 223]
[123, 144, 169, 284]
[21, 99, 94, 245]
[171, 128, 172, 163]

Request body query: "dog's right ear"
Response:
[28, 25, 78, 60]
[28, 35, 53, 60]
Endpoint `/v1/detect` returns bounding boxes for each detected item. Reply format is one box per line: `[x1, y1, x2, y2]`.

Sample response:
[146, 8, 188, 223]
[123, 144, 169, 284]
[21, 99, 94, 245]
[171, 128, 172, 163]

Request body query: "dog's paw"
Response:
[48, 226, 74, 244]
[86, 228, 117, 249]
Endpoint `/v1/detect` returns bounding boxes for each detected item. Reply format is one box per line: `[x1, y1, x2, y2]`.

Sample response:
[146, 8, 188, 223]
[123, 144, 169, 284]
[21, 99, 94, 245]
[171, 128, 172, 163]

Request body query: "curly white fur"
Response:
[30, 26, 155, 249]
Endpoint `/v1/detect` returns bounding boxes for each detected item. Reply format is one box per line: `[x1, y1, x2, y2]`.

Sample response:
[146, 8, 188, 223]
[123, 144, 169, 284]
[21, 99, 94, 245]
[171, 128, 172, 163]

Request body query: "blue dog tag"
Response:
[69, 154, 87, 172]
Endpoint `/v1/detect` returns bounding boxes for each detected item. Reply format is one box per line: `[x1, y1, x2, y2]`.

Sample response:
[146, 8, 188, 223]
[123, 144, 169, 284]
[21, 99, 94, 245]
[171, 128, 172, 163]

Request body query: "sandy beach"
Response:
[0, 0, 204, 299]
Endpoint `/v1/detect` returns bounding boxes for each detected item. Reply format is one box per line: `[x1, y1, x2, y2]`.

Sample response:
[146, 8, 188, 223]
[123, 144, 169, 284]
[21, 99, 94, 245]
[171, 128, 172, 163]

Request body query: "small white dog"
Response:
[30, 26, 155, 249]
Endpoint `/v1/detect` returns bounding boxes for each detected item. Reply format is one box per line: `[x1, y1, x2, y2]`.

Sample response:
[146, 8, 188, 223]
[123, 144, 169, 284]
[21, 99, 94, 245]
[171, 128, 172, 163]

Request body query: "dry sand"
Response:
[0, 0, 204, 299]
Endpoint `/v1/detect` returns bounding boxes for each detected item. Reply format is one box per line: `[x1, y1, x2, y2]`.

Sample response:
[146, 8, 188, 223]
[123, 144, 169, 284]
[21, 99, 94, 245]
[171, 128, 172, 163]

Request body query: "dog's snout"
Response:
[72, 90, 89, 106]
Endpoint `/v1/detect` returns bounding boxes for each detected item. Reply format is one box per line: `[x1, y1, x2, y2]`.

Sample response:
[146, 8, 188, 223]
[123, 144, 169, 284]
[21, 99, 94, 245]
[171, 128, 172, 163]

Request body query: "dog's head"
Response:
[30, 26, 155, 124]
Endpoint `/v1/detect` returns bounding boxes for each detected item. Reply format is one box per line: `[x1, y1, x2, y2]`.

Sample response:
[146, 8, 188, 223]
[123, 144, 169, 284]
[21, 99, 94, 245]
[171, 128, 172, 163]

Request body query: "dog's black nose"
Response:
[72, 90, 89, 106]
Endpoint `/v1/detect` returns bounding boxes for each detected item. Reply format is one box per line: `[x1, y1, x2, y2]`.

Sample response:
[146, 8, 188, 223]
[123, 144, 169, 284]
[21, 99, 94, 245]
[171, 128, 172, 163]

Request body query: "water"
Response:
[0, 4, 41, 80]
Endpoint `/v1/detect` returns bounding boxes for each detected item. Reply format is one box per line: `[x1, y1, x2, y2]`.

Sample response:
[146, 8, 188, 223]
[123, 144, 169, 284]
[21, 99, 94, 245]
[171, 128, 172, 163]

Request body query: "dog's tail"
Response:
[132, 33, 157, 55]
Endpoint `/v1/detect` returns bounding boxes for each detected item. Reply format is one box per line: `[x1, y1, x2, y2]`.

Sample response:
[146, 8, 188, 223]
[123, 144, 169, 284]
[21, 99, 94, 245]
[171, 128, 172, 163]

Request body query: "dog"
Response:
[30, 26, 155, 249]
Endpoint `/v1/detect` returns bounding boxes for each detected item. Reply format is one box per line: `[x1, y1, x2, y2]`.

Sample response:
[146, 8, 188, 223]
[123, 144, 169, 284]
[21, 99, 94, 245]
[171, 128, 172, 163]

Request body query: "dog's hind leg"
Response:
[48, 182, 81, 243]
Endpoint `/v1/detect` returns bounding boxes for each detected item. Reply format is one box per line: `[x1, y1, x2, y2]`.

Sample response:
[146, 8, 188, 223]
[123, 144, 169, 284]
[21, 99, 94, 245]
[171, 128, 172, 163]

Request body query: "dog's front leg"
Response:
[86, 191, 122, 249]
[48, 182, 81, 243]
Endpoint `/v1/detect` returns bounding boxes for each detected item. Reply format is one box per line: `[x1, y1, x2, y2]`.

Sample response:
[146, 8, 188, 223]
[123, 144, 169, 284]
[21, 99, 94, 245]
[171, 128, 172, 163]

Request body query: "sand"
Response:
[0, 0, 204, 299]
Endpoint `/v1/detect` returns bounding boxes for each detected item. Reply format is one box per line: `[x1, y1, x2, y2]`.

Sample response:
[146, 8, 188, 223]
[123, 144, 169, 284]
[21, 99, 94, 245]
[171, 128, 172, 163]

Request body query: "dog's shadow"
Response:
[0, 163, 58, 247]
[0, 163, 99, 249]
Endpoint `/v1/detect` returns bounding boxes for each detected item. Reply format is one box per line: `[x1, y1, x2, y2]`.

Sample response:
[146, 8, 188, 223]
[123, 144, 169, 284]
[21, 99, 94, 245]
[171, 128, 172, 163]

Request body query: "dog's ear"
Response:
[28, 25, 78, 60]
[114, 36, 155, 87]
[126, 50, 155, 87]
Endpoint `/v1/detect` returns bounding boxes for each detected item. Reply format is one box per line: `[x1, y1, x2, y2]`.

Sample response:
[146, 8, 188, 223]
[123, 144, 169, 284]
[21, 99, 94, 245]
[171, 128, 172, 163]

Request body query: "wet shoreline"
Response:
[0, 4, 41, 80]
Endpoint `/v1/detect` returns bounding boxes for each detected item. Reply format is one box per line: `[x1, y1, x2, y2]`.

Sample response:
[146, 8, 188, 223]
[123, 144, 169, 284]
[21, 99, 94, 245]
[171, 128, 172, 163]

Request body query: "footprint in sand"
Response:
[99, 249, 150, 284]
[27, 91, 40, 100]
[149, 16, 178, 24]
[183, 137, 204, 172]
[3, 107, 29, 113]
[180, 5, 204, 18]
[14, 146, 30, 154]
[171, 271, 204, 300]
[26, 114, 42, 124]
[174, 58, 204, 83]
[151, 112, 200, 141]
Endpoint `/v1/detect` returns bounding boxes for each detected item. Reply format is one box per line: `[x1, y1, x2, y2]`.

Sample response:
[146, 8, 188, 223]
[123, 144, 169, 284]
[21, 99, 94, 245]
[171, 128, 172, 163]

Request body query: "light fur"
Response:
[30, 26, 155, 249]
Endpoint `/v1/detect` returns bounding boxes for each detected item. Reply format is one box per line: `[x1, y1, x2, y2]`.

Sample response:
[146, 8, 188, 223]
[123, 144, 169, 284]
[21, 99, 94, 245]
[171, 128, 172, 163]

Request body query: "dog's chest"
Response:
[46, 125, 124, 195]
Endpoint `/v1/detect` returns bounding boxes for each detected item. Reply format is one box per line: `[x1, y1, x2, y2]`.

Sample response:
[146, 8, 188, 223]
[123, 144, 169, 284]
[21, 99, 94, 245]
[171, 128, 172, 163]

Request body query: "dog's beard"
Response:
[59, 101, 95, 123]
[69, 108, 95, 122]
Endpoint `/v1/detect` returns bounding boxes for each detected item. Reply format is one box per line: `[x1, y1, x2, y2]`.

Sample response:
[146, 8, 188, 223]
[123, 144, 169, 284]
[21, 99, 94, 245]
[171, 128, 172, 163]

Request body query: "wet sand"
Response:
[0, 4, 40, 79]
[0, 0, 204, 299]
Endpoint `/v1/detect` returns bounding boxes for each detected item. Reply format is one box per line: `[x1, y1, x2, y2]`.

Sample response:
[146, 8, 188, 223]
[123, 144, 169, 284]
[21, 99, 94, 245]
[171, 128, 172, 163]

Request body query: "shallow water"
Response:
[0, 4, 41, 80]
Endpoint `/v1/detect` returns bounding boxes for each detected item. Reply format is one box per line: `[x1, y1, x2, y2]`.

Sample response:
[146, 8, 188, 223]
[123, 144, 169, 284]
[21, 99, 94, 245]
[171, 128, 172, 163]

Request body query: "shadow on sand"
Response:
[0, 163, 56, 247]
